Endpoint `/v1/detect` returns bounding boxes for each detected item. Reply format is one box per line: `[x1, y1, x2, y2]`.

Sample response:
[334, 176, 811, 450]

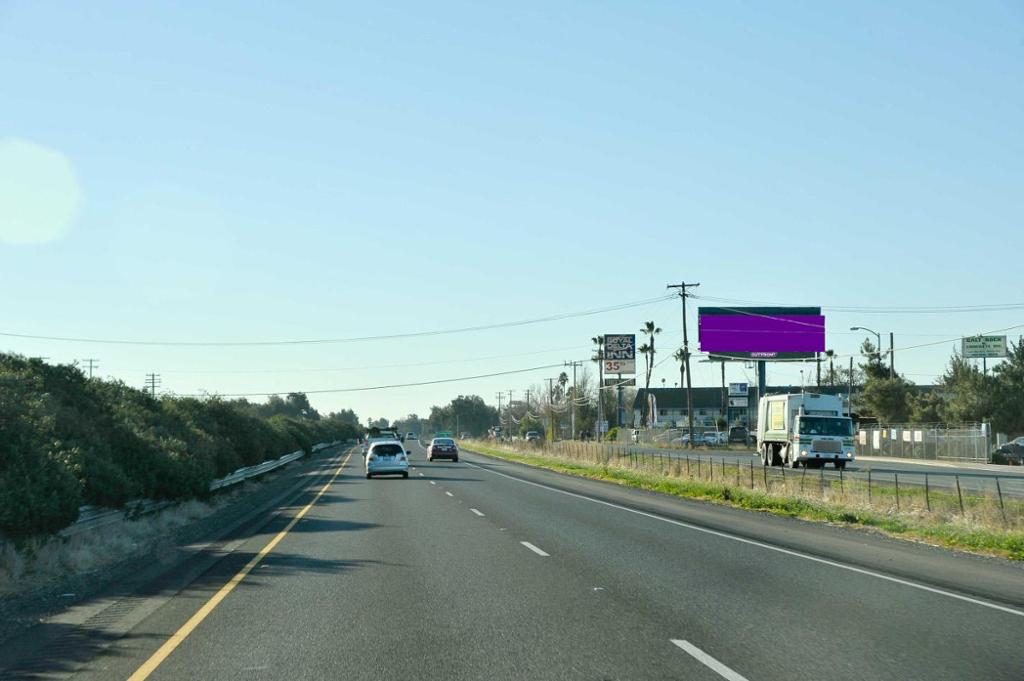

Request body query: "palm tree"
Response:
[638, 321, 662, 426]
[592, 336, 605, 434]
[672, 347, 686, 390]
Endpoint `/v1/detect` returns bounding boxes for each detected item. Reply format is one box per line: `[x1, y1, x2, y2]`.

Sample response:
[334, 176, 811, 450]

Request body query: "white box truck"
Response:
[756, 393, 855, 469]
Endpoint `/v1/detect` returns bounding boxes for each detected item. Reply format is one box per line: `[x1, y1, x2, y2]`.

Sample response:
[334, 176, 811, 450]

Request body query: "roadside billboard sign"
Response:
[603, 377, 636, 387]
[728, 397, 748, 408]
[962, 335, 1007, 359]
[698, 307, 824, 359]
[728, 382, 748, 396]
[604, 334, 636, 374]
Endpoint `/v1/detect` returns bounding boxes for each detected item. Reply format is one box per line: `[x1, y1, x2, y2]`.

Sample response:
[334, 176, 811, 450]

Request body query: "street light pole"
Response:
[850, 326, 885, 374]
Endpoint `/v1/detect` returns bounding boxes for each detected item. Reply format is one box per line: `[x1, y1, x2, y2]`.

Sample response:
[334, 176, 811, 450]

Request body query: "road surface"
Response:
[3, 441, 1022, 680]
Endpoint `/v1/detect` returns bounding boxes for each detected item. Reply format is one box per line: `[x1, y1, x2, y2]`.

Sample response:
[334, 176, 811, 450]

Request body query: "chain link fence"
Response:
[854, 423, 991, 463]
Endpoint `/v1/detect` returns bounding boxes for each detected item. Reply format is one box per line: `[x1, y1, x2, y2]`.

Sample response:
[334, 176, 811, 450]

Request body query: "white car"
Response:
[701, 431, 727, 446]
[365, 441, 410, 479]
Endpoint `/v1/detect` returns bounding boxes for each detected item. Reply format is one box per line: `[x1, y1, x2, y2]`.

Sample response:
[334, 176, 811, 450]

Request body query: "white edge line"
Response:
[462, 460, 1024, 618]
[520, 541, 549, 557]
[470, 508, 485, 517]
[671, 640, 749, 681]
[445, 491, 454, 497]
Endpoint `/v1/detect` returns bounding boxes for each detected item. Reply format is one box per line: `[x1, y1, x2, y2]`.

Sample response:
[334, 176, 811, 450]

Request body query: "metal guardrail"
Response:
[56, 441, 341, 538]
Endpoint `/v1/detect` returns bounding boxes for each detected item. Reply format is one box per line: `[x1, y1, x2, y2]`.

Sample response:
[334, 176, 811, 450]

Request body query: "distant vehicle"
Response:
[459, 432, 469, 439]
[757, 393, 855, 469]
[525, 431, 541, 443]
[365, 442, 410, 479]
[670, 433, 691, 445]
[362, 432, 402, 457]
[406, 432, 418, 441]
[701, 430, 726, 446]
[728, 426, 750, 445]
[992, 437, 1024, 465]
[428, 437, 459, 462]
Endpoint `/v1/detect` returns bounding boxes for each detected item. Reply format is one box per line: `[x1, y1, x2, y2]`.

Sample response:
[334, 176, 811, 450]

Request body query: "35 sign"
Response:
[603, 334, 636, 374]
[603, 359, 636, 374]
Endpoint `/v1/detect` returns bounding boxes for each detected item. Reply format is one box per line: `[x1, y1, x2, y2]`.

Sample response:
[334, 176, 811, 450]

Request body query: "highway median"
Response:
[464, 440, 1024, 561]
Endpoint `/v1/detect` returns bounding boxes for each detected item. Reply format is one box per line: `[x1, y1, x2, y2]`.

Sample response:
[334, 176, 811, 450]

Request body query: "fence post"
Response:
[867, 469, 872, 505]
[763, 462, 769, 491]
[800, 465, 807, 493]
[839, 466, 843, 497]
[895, 473, 900, 511]
[686, 455, 690, 478]
[996, 477, 1007, 527]
[750, 460, 754, 489]
[955, 475, 965, 516]
[721, 457, 726, 481]
[924, 473, 931, 512]
[709, 456, 713, 482]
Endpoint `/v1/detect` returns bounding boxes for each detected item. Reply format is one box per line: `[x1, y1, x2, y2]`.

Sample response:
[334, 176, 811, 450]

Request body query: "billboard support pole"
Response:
[668, 281, 700, 447]
[757, 361, 767, 426]
[617, 374, 624, 428]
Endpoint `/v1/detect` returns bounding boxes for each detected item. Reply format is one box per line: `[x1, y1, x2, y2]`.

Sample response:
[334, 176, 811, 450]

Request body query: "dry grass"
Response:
[469, 440, 1024, 560]
[0, 491, 243, 597]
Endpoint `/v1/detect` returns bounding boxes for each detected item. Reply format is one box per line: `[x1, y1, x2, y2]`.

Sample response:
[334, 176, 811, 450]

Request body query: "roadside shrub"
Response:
[0, 353, 354, 539]
[604, 427, 620, 442]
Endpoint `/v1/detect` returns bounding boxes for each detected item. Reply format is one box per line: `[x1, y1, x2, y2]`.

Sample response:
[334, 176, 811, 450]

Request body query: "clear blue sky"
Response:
[1, 1, 1022, 423]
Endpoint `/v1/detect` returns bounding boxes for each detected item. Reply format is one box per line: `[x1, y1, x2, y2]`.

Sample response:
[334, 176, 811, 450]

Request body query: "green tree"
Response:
[860, 377, 913, 424]
[940, 353, 993, 424]
[910, 390, 946, 424]
[990, 339, 1024, 435]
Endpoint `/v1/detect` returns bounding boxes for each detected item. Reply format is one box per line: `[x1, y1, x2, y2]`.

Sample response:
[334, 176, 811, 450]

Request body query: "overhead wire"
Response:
[179, 362, 566, 397]
[0, 294, 675, 347]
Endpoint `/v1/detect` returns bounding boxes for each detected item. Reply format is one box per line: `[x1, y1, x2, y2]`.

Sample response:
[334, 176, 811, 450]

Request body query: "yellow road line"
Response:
[126, 448, 354, 681]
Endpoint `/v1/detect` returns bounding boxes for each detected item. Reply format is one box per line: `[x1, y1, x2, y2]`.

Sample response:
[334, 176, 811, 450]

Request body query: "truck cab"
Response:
[757, 393, 855, 469]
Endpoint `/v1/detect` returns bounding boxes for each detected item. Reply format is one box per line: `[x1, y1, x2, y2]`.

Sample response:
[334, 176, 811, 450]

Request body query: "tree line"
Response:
[0, 354, 362, 540]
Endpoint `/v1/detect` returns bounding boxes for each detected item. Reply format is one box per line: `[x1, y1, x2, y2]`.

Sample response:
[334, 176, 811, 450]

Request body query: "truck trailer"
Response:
[756, 393, 855, 469]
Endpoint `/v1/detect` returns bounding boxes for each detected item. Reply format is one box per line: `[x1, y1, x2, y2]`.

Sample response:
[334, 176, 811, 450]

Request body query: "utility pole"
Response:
[564, 360, 582, 439]
[720, 361, 726, 425]
[508, 389, 514, 439]
[667, 281, 700, 447]
[889, 332, 895, 379]
[816, 352, 821, 388]
[145, 373, 161, 398]
[848, 356, 854, 413]
[81, 358, 99, 379]
[495, 392, 504, 439]
[547, 377, 556, 441]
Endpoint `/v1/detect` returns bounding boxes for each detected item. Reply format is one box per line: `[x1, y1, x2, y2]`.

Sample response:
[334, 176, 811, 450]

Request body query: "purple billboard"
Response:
[698, 307, 825, 359]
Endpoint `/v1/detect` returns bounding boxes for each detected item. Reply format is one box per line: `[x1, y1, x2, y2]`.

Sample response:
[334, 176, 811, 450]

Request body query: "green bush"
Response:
[0, 353, 358, 540]
[604, 427, 620, 442]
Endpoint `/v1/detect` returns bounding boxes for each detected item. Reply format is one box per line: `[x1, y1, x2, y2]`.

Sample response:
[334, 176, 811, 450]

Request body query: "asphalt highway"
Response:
[5, 441, 1023, 680]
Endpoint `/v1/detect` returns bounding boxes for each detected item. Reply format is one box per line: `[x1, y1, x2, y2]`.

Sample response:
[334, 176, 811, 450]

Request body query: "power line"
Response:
[181, 362, 565, 398]
[694, 294, 1024, 314]
[0, 295, 674, 347]
[111, 343, 591, 375]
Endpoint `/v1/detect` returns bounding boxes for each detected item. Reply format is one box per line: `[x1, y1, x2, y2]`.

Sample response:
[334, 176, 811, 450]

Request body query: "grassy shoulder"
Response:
[465, 442, 1024, 561]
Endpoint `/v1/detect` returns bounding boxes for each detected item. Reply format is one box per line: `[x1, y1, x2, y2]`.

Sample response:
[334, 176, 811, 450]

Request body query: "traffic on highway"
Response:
[3, 3, 1023, 680]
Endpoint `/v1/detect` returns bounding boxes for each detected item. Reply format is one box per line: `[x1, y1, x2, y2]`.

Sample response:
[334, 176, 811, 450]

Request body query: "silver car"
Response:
[365, 442, 410, 479]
